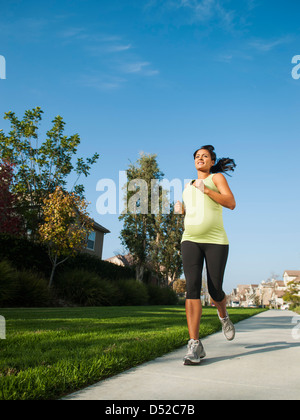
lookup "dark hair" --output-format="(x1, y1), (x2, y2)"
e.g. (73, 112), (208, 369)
(193, 145), (236, 176)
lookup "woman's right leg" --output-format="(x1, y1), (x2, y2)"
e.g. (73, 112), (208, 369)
(181, 241), (204, 340)
(185, 299), (202, 340)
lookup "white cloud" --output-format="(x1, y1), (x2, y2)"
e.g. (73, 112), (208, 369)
(215, 53), (233, 63)
(121, 61), (159, 76)
(145, 0), (257, 32)
(107, 44), (132, 52)
(249, 36), (292, 52)
(179, 0), (235, 28)
(79, 74), (127, 91)
(57, 26), (159, 90)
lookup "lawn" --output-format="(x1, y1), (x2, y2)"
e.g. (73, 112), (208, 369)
(0, 306), (266, 400)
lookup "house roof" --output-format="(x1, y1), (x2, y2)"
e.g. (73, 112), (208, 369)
(105, 254), (134, 267)
(93, 220), (110, 234)
(284, 270), (300, 277)
(274, 281), (285, 287)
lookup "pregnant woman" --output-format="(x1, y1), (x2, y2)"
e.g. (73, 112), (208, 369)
(175, 145), (236, 365)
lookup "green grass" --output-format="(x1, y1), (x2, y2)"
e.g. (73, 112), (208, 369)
(0, 306), (266, 400)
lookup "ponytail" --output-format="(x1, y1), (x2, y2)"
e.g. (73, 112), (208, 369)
(211, 157), (236, 176)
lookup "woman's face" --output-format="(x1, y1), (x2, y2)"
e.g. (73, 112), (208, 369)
(194, 149), (215, 172)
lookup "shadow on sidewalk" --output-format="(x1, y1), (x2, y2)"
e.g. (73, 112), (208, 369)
(200, 340), (300, 366)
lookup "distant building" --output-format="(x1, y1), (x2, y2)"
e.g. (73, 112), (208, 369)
(105, 253), (134, 267)
(283, 271), (300, 285)
(105, 253), (173, 286)
(229, 270), (300, 309)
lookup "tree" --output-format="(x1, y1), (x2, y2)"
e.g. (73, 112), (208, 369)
(0, 160), (24, 236)
(119, 153), (184, 285)
(149, 202), (184, 286)
(0, 107), (99, 235)
(119, 153), (164, 282)
(283, 281), (300, 306)
(38, 187), (93, 288)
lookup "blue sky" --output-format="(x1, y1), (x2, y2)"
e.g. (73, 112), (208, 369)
(1, 0), (300, 293)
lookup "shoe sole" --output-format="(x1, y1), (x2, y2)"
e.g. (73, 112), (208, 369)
(183, 359), (201, 365)
(183, 353), (206, 365)
(225, 334), (235, 341)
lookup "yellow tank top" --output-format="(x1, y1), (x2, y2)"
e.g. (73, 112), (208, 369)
(181, 174), (229, 245)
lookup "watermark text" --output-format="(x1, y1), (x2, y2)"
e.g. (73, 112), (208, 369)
(292, 315), (300, 340)
(0, 316), (6, 339)
(0, 55), (6, 80)
(292, 55), (300, 80)
(96, 171), (203, 222)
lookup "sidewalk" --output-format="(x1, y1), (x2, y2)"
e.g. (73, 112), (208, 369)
(64, 310), (300, 400)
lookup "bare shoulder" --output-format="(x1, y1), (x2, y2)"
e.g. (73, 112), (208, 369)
(212, 173), (227, 186)
(212, 173), (234, 194)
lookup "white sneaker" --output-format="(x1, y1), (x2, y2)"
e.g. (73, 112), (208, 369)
(219, 312), (235, 341)
(183, 339), (206, 365)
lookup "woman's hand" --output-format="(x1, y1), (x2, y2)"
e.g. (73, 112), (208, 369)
(175, 201), (184, 215)
(194, 179), (205, 193)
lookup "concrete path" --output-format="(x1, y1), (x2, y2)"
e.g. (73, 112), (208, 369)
(64, 310), (300, 400)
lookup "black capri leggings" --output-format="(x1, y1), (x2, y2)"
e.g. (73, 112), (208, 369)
(181, 241), (229, 302)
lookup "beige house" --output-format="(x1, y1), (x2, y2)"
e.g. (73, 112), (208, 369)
(105, 253), (134, 267)
(105, 253), (172, 285)
(283, 270), (300, 286)
(229, 271), (300, 308)
(229, 284), (259, 307)
(83, 221), (110, 260)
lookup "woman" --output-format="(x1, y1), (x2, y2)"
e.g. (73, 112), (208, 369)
(175, 145), (236, 365)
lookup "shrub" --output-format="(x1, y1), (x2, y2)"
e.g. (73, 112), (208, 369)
(0, 261), (51, 307)
(0, 260), (17, 306)
(54, 269), (121, 306)
(0, 234), (51, 276)
(13, 270), (51, 307)
(147, 284), (178, 305)
(117, 279), (149, 306)
(60, 253), (135, 281)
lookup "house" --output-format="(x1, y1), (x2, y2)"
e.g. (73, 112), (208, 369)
(105, 253), (172, 286)
(283, 271), (300, 286)
(229, 271), (300, 309)
(229, 284), (259, 307)
(83, 221), (110, 260)
(105, 253), (134, 267)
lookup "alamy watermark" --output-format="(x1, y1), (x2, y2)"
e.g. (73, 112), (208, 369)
(0, 55), (6, 80)
(292, 55), (300, 80)
(96, 171), (204, 224)
(0, 316), (6, 339)
(292, 315), (300, 340)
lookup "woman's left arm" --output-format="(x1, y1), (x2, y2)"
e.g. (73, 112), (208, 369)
(204, 173), (236, 210)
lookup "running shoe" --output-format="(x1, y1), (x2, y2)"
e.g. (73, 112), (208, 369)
(219, 312), (235, 341)
(183, 339), (206, 365)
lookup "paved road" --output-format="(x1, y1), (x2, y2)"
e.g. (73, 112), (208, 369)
(64, 310), (300, 400)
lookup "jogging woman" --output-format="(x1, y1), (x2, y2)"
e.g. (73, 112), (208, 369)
(175, 145), (236, 365)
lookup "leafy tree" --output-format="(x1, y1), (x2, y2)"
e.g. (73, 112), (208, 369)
(149, 202), (184, 286)
(38, 187), (93, 288)
(119, 153), (184, 285)
(0, 107), (99, 235)
(283, 281), (300, 306)
(0, 160), (24, 236)
(119, 153), (164, 282)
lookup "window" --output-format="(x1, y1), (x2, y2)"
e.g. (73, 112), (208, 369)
(87, 231), (96, 251)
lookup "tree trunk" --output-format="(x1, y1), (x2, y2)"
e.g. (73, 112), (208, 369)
(48, 255), (58, 289)
(136, 264), (145, 283)
(48, 254), (69, 289)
